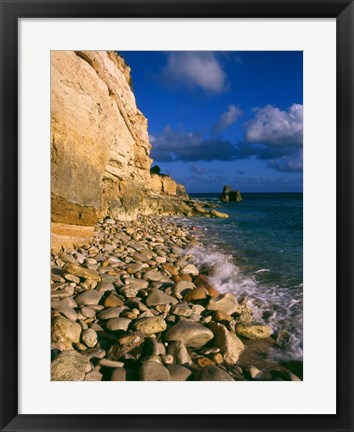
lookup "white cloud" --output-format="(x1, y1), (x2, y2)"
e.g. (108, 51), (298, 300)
(213, 104), (242, 132)
(162, 52), (227, 93)
(246, 104), (303, 145)
(149, 134), (156, 144)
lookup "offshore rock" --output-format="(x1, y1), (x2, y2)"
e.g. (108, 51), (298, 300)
(220, 185), (242, 203)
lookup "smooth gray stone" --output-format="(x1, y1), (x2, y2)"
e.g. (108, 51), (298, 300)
(140, 361), (170, 381)
(167, 364), (192, 381)
(165, 320), (214, 348)
(75, 290), (103, 306)
(196, 365), (235, 381)
(106, 317), (131, 332)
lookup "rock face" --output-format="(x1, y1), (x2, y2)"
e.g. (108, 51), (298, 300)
(220, 185), (242, 202)
(51, 51), (227, 251)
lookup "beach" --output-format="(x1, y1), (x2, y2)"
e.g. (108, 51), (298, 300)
(51, 213), (303, 381)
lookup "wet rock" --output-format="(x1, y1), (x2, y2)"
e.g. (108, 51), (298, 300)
(208, 322), (244, 364)
(206, 293), (239, 315)
(51, 351), (92, 381)
(140, 361), (170, 381)
(162, 263), (179, 276)
(134, 315), (167, 335)
(180, 264), (199, 276)
(194, 275), (220, 297)
(183, 287), (207, 301)
(236, 323), (273, 340)
(213, 310), (232, 322)
(249, 365), (262, 379)
(165, 320), (213, 348)
(173, 280), (195, 299)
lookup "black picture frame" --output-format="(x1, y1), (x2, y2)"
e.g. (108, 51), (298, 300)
(1, 1), (353, 431)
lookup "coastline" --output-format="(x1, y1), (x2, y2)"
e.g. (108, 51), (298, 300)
(51, 214), (303, 381)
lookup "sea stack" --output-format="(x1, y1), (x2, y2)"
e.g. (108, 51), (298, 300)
(220, 185), (242, 203)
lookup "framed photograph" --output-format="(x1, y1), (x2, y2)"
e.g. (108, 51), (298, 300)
(1, 1), (353, 431)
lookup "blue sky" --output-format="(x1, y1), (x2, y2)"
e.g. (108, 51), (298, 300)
(120, 51), (303, 193)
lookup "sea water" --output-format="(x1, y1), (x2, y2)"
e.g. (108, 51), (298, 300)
(176, 192), (303, 360)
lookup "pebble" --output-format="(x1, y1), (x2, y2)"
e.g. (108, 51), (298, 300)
(124, 278), (149, 290)
(206, 293), (240, 315)
(98, 307), (125, 320)
(235, 323), (273, 340)
(75, 290), (103, 306)
(133, 316), (167, 335)
(106, 317), (132, 332)
(63, 273), (81, 283)
(140, 361), (170, 381)
(165, 321), (214, 349)
(145, 289), (178, 307)
(59, 252), (78, 265)
(197, 357), (215, 368)
(143, 270), (163, 282)
(120, 286), (140, 298)
(51, 215), (297, 382)
(109, 331), (145, 360)
(96, 282), (116, 292)
(99, 358), (125, 368)
(208, 321), (244, 364)
(171, 302), (194, 317)
(249, 365), (262, 379)
(196, 365), (234, 381)
(213, 310), (232, 322)
(81, 329), (97, 347)
(85, 370), (103, 381)
(51, 351), (92, 381)
(183, 287), (207, 301)
(162, 263), (179, 276)
(167, 364), (192, 381)
(63, 263), (101, 282)
(81, 307), (96, 318)
(82, 347), (106, 361)
(126, 263), (145, 274)
(51, 301), (78, 322)
(52, 315), (82, 344)
(180, 264), (199, 276)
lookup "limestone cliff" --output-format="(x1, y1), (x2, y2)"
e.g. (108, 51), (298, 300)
(51, 51), (226, 251)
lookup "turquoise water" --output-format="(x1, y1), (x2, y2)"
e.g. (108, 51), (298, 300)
(179, 192), (303, 359)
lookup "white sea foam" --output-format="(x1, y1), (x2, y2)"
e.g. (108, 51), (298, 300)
(184, 243), (303, 360)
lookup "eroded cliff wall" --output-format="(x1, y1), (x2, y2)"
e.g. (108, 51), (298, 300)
(51, 50), (191, 251)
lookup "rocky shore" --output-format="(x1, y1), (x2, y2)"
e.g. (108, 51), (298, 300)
(51, 216), (302, 381)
